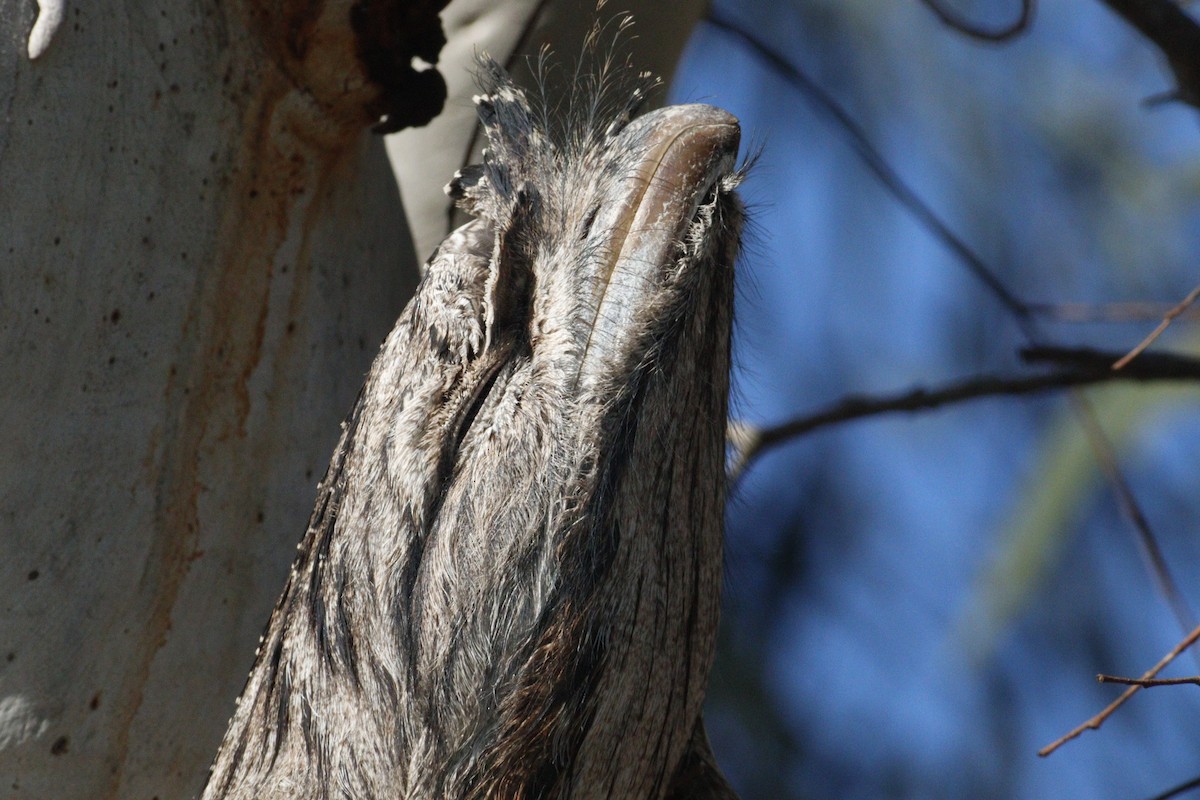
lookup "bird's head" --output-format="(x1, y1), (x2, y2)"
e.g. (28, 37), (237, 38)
(436, 56), (744, 486)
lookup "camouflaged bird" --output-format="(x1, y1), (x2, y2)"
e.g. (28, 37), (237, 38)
(202, 53), (744, 799)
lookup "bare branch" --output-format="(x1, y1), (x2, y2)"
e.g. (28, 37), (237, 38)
(1143, 773), (1200, 800)
(729, 347), (1200, 479)
(1022, 344), (1200, 373)
(917, 0), (1034, 42)
(1039, 621), (1200, 756)
(1098, 0), (1200, 109)
(1097, 674), (1200, 687)
(1113, 283), (1200, 369)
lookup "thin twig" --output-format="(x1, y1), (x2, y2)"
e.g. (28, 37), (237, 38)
(1068, 392), (1200, 670)
(1097, 674), (1200, 687)
(1113, 284), (1200, 369)
(728, 347), (1200, 479)
(1039, 621), (1200, 757)
(1019, 349), (1200, 665)
(705, 11), (1032, 321)
(1035, 347), (1200, 662)
(918, 0), (1034, 42)
(1027, 301), (1200, 323)
(1144, 772), (1200, 800)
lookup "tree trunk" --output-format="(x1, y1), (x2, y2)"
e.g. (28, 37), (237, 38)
(0, 1), (441, 796)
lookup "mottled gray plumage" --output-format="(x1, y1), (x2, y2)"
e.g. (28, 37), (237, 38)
(202, 54), (743, 799)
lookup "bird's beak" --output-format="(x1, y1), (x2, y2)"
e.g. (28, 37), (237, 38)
(579, 104), (740, 382)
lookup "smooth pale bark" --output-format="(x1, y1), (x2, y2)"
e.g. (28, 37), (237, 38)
(0, 0), (438, 796)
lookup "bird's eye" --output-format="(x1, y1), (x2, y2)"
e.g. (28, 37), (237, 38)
(580, 204), (600, 240)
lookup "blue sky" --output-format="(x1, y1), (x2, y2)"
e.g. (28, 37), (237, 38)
(669, 2), (1200, 797)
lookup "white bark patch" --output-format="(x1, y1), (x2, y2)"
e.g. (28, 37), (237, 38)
(0, 695), (50, 749)
(27, 0), (66, 60)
